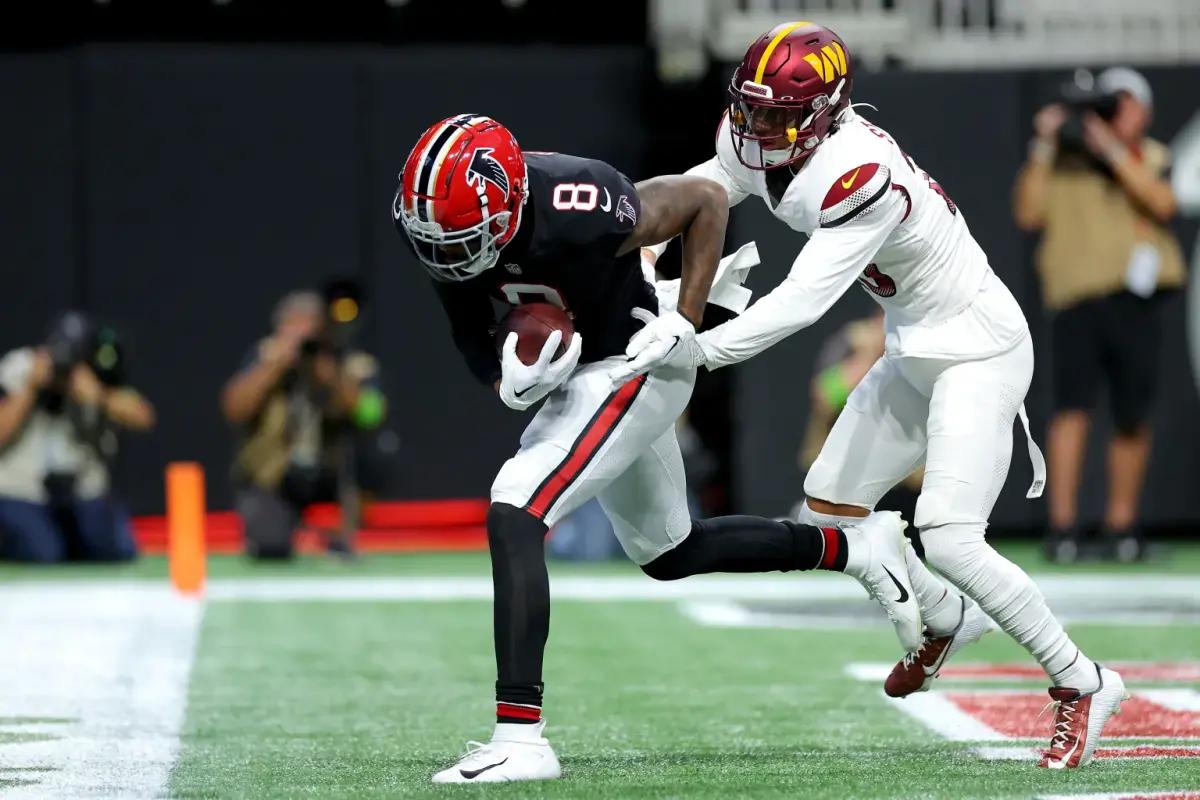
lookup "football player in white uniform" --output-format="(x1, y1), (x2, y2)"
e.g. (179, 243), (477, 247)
(617, 22), (1127, 769)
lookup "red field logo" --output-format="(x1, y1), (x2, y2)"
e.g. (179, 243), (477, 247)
(848, 662), (1200, 762)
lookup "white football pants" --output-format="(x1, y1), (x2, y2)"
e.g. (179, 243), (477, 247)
(803, 334), (1094, 687)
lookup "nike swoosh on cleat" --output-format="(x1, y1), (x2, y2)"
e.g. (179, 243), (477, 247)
(882, 565), (910, 603)
(1049, 739), (1080, 769)
(460, 757), (509, 780)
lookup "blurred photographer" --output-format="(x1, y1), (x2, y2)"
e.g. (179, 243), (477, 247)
(1013, 67), (1186, 562)
(221, 288), (387, 560)
(0, 312), (155, 563)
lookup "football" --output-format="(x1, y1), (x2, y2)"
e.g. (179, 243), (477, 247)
(496, 303), (575, 365)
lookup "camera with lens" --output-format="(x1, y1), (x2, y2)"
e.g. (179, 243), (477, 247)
(40, 311), (97, 413)
(40, 312), (127, 414)
(299, 278), (367, 365)
(322, 277), (365, 355)
(1056, 69), (1121, 170)
(299, 335), (330, 359)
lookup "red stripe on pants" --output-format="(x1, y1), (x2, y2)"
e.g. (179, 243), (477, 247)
(525, 375), (646, 520)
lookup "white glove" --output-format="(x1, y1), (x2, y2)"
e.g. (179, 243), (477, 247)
(498, 329), (582, 411)
(639, 249), (659, 285)
(608, 308), (703, 385)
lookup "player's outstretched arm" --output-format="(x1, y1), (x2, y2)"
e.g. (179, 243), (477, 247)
(698, 194), (905, 370)
(618, 175), (729, 327)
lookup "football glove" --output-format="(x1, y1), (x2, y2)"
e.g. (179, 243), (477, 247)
(609, 308), (703, 385)
(498, 329), (582, 411)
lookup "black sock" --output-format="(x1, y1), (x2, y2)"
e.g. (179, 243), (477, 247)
(641, 516), (839, 580)
(489, 503), (549, 724)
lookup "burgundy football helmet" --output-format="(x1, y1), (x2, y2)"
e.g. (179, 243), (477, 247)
(728, 21), (854, 170)
(395, 114), (528, 281)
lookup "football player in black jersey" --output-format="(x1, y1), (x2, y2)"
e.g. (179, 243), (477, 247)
(395, 114), (919, 784)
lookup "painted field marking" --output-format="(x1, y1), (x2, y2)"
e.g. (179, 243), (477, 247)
(0, 586), (202, 799)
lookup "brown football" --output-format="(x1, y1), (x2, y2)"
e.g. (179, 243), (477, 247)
(496, 303), (575, 365)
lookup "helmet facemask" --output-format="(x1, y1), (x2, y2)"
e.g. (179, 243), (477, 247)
(401, 209), (510, 282)
(728, 77), (845, 171)
(398, 173), (525, 283)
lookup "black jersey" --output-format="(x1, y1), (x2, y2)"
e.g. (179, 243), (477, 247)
(422, 153), (656, 386)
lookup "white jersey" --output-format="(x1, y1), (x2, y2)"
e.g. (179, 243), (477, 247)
(680, 110), (1029, 368)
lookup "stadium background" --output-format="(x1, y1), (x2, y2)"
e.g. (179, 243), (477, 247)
(4, 3), (1195, 537)
(3, 3), (1200, 799)
(4, 0), (1198, 534)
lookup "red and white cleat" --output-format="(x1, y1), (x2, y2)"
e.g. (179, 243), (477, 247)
(884, 597), (992, 698)
(1039, 665), (1129, 769)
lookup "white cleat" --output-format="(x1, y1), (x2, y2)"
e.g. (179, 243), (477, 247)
(842, 511), (924, 652)
(432, 721), (562, 784)
(885, 597), (993, 697)
(1040, 665), (1130, 769)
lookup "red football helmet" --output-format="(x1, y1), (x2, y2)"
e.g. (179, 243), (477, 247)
(728, 21), (854, 170)
(395, 114), (528, 281)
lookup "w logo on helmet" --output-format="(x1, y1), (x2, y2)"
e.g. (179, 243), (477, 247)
(803, 43), (848, 84)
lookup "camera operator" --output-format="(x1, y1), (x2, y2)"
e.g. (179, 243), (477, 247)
(221, 289), (387, 560)
(0, 312), (155, 563)
(1013, 67), (1186, 562)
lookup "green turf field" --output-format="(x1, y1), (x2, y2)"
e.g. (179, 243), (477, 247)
(2, 545), (1199, 799)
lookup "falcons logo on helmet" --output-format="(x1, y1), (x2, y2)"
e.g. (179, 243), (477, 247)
(465, 147), (510, 200)
(616, 194), (637, 224)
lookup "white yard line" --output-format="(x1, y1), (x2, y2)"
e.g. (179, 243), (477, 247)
(679, 599), (890, 630)
(207, 573), (1200, 602)
(883, 691), (1009, 741)
(1138, 689), (1200, 712)
(205, 574), (856, 602)
(0, 585), (202, 799)
(974, 745), (1041, 762)
(4, 573), (1196, 604)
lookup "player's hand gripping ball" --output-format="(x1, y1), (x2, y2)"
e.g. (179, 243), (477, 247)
(496, 303), (575, 365)
(496, 304), (582, 411)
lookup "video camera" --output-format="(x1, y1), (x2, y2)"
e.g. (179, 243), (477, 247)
(298, 278), (367, 361)
(45, 312), (95, 386)
(41, 312), (127, 413)
(1056, 69), (1121, 169)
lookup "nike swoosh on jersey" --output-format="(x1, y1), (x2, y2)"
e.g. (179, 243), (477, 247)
(882, 565), (910, 603)
(841, 167), (862, 189)
(459, 757), (509, 780)
(600, 187), (612, 212)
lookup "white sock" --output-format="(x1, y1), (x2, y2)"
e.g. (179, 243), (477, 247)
(920, 523), (1098, 691)
(493, 721), (547, 743)
(794, 500), (860, 530)
(903, 542), (964, 637)
(797, 501), (962, 636)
